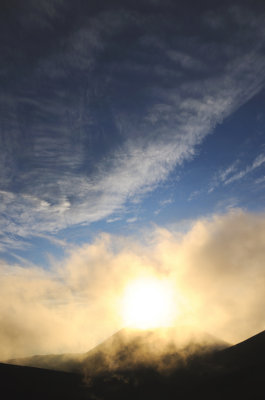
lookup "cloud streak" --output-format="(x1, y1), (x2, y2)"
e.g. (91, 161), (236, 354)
(224, 154), (265, 184)
(208, 153), (265, 193)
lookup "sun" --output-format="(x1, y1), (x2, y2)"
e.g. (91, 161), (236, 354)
(121, 277), (175, 329)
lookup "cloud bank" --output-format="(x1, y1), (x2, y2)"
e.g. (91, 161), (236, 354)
(0, 210), (264, 360)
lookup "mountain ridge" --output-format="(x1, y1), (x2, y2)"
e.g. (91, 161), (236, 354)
(1, 329), (264, 399)
(5, 326), (229, 373)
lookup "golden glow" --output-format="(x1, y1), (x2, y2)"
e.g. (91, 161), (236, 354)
(122, 277), (175, 329)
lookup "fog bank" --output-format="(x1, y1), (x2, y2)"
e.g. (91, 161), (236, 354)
(0, 210), (264, 360)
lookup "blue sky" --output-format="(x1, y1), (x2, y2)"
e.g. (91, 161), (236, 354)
(1, 0), (265, 267)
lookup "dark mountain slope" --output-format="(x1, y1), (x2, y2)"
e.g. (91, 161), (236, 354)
(0, 362), (86, 400)
(86, 330), (265, 400)
(210, 329), (265, 369)
(6, 351), (86, 373)
(6, 326), (228, 374)
(82, 327), (228, 376)
(2, 330), (264, 400)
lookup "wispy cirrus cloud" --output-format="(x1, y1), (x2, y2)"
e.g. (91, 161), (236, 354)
(208, 161), (240, 193)
(224, 154), (265, 185)
(1, 1), (265, 251)
(255, 175), (265, 184)
(208, 153), (265, 195)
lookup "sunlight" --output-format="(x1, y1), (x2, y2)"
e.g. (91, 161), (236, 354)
(122, 277), (176, 329)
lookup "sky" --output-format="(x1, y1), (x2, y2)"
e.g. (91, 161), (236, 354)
(0, 0), (265, 358)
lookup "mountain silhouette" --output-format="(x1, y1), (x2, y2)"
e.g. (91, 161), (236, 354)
(82, 327), (228, 376)
(2, 329), (264, 399)
(6, 326), (227, 373)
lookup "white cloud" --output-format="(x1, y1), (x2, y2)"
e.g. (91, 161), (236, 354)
(106, 217), (122, 224)
(126, 217), (138, 223)
(255, 175), (265, 184)
(207, 153), (265, 195)
(219, 163), (239, 183)
(166, 50), (205, 71)
(188, 190), (201, 202)
(155, 197), (173, 214)
(0, 211), (264, 359)
(208, 161), (239, 193)
(224, 154), (265, 185)
(159, 198), (173, 207)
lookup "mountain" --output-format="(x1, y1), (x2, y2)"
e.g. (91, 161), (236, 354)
(82, 326), (228, 376)
(0, 362), (85, 400)
(3, 329), (264, 399)
(6, 326), (228, 374)
(6, 351), (86, 373)
(83, 330), (265, 400)
(209, 329), (265, 369)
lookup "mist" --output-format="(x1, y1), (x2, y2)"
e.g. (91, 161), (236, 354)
(0, 210), (264, 361)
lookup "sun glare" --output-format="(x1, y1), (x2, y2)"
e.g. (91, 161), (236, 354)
(122, 277), (175, 329)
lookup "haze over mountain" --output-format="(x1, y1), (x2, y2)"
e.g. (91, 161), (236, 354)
(2, 329), (265, 399)
(1, 211), (265, 362)
(6, 326), (228, 373)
